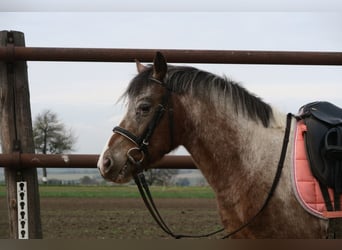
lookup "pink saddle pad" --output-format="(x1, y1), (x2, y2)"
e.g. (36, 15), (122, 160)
(293, 120), (342, 219)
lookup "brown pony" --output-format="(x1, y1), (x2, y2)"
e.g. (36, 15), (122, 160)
(97, 52), (327, 238)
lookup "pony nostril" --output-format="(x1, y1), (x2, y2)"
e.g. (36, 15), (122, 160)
(103, 157), (111, 167)
(103, 157), (112, 171)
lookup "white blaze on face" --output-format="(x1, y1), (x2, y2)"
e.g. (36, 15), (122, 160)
(97, 135), (112, 172)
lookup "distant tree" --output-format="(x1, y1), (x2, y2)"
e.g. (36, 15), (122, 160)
(80, 176), (97, 185)
(33, 110), (77, 183)
(145, 169), (178, 186)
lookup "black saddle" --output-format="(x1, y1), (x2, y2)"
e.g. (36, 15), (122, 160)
(300, 101), (342, 194)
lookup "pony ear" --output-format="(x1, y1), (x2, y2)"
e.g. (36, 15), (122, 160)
(135, 59), (148, 73)
(152, 52), (167, 81)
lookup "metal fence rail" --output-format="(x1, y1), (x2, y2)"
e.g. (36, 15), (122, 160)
(0, 153), (196, 169)
(1, 46), (342, 65)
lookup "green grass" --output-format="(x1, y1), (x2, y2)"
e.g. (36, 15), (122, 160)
(0, 185), (215, 199)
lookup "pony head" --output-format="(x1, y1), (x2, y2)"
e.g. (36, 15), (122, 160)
(97, 52), (177, 183)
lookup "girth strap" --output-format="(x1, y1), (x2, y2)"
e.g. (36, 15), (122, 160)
(323, 126), (342, 194)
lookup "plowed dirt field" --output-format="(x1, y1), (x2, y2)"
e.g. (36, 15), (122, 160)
(0, 197), (224, 239)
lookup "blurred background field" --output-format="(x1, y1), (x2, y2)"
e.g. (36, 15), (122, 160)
(0, 185), (222, 239)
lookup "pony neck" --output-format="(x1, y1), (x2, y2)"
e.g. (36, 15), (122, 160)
(178, 95), (287, 196)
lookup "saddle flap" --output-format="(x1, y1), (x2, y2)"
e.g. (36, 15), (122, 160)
(304, 117), (331, 185)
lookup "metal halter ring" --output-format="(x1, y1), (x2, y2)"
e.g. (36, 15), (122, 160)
(127, 147), (145, 164)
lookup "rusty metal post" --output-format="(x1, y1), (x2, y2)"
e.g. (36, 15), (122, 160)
(0, 31), (42, 239)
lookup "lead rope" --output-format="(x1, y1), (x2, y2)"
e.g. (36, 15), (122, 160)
(134, 171), (178, 238)
(133, 168), (225, 239)
(133, 113), (293, 239)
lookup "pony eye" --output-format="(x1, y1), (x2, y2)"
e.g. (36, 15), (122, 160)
(138, 103), (151, 114)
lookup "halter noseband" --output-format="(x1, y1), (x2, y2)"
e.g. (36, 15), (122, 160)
(112, 77), (173, 168)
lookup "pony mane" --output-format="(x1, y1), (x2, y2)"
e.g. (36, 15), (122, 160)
(125, 65), (273, 127)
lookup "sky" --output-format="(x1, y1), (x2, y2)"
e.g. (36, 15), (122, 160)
(0, 4), (342, 155)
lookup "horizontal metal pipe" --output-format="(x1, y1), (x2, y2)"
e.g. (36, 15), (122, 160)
(0, 153), (196, 169)
(0, 46), (342, 65)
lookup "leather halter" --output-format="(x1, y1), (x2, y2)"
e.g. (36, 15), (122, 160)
(113, 77), (173, 169)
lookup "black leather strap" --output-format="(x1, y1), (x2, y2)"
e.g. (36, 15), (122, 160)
(133, 170), (225, 239)
(113, 126), (141, 146)
(222, 113), (293, 238)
